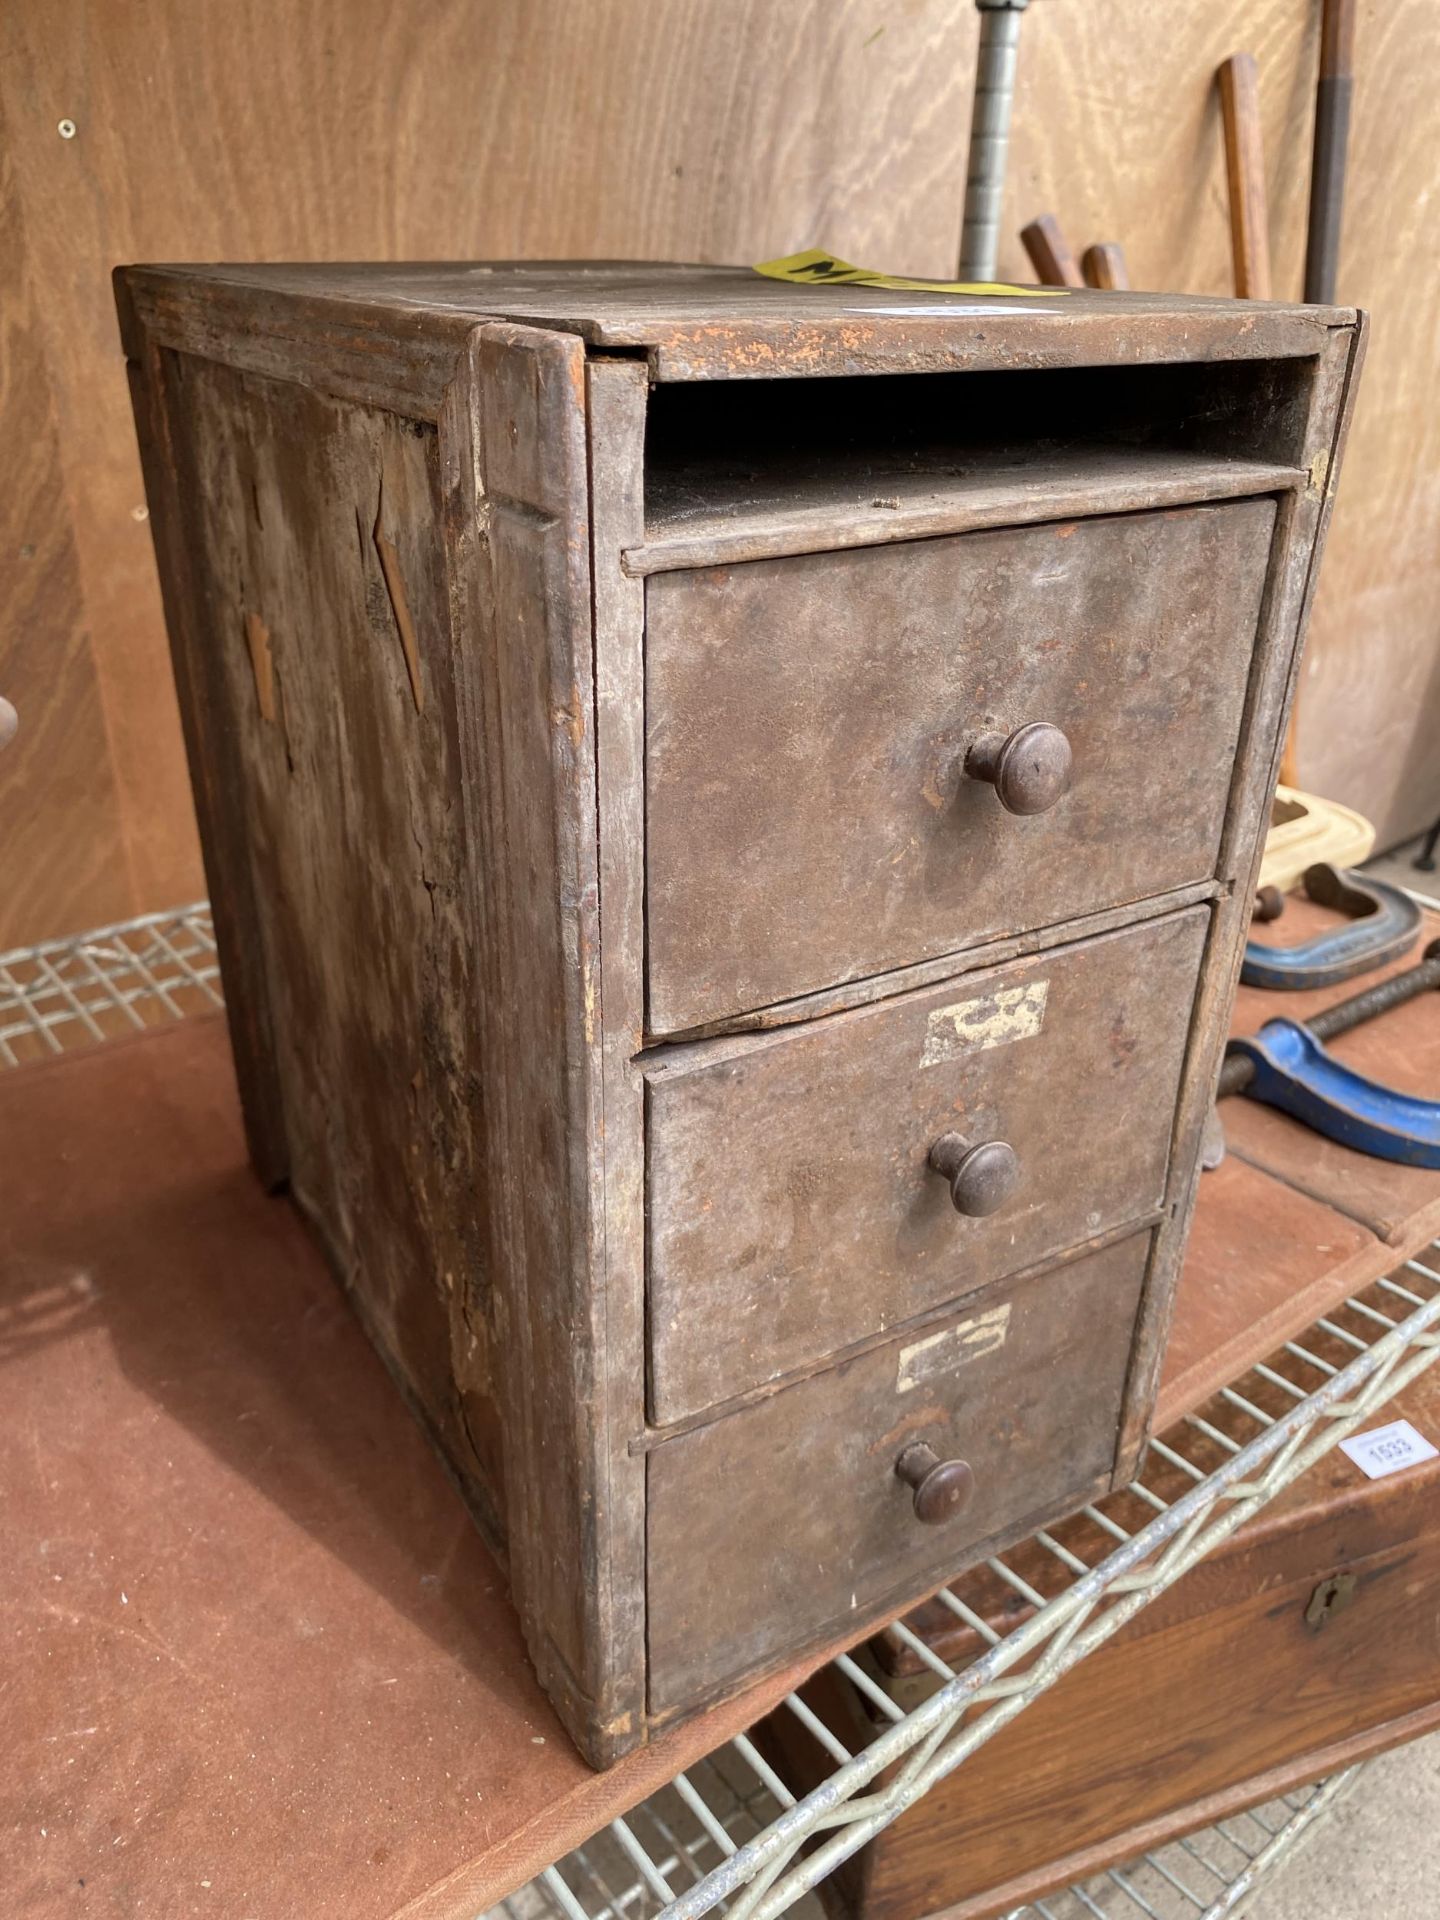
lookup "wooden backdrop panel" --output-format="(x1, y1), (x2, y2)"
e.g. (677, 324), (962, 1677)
(0, 0), (1434, 944)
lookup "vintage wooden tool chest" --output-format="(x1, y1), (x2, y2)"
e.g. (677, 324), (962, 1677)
(116, 263), (1363, 1766)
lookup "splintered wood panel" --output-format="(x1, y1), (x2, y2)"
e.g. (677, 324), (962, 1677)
(646, 1232), (1148, 1716)
(646, 501), (1274, 1032)
(646, 909), (1207, 1424)
(159, 355), (505, 1531)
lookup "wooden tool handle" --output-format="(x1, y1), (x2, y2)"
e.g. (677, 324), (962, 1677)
(1305, 0), (1357, 305)
(1218, 53), (1272, 300)
(1020, 213), (1085, 288)
(1320, 0), (1357, 79)
(1081, 243), (1130, 290)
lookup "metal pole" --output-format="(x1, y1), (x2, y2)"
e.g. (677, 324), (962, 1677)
(958, 0), (1031, 282)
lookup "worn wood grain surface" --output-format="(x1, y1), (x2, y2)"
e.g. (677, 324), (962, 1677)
(645, 912), (1205, 1424)
(646, 503), (1274, 1031)
(0, 105), (132, 942)
(458, 322), (643, 1764)
(149, 353), (502, 1515)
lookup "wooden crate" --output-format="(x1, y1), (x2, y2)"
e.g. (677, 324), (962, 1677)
(117, 263), (1362, 1764)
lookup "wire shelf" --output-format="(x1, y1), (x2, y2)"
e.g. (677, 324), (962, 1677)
(2, 908), (1428, 1920)
(0, 903), (220, 1067)
(494, 1768), (1362, 1920)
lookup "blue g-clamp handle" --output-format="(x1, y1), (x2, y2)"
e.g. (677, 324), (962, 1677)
(1242, 864), (1422, 990)
(1228, 1020), (1440, 1167)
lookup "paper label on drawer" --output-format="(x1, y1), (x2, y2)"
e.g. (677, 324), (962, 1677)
(897, 1304), (1011, 1393)
(1338, 1419), (1438, 1480)
(920, 982), (1048, 1067)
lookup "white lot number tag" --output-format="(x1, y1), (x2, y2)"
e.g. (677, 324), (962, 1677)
(1338, 1419), (1439, 1480)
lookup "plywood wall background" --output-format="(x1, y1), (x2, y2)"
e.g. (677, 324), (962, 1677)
(2, 0), (1436, 946)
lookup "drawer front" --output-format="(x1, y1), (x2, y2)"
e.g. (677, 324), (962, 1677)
(646, 1232), (1147, 1714)
(646, 499), (1273, 1033)
(646, 906), (1205, 1425)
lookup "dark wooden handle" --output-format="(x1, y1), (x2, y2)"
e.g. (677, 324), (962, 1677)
(1081, 243), (1130, 290)
(895, 1443), (976, 1526)
(928, 1132), (1020, 1217)
(965, 722), (1072, 816)
(0, 698), (17, 751)
(1019, 213), (1085, 289)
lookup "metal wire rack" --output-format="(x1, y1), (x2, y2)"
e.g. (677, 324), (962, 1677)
(5, 907), (1434, 1920)
(497, 1768), (1361, 1920)
(0, 903), (220, 1067)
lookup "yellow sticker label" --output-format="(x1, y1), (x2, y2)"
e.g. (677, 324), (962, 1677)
(754, 248), (1055, 298)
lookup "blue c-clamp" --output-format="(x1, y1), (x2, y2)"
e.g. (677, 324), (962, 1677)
(1241, 863), (1422, 989)
(1220, 936), (1440, 1167)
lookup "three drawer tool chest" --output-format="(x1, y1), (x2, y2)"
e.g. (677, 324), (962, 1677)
(116, 262), (1364, 1767)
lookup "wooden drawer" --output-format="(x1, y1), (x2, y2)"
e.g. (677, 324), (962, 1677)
(646, 1231), (1148, 1716)
(646, 906), (1206, 1425)
(645, 499), (1275, 1033)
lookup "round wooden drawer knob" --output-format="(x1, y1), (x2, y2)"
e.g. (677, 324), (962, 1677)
(965, 721), (1072, 815)
(928, 1131), (1020, 1217)
(896, 1443), (976, 1525)
(0, 698), (17, 751)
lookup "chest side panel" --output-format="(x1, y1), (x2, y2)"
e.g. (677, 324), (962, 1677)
(161, 353), (505, 1528)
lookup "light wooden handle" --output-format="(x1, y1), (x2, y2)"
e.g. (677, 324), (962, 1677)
(0, 698), (17, 751)
(1081, 243), (1130, 290)
(1218, 53), (1272, 300)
